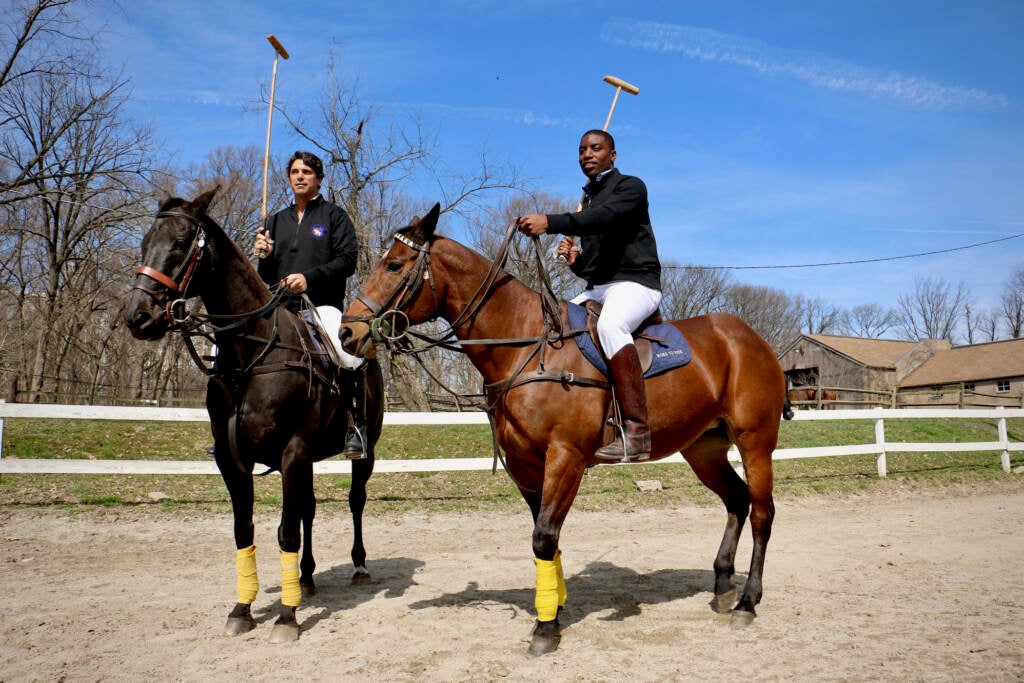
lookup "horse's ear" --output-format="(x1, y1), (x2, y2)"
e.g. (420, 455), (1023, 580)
(412, 202), (441, 241)
(191, 185), (221, 215)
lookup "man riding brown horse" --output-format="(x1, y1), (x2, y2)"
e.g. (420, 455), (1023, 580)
(517, 130), (662, 462)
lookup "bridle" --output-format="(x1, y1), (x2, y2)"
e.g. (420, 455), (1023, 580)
(346, 229), (438, 345)
(348, 222), (570, 354)
(131, 210), (208, 326)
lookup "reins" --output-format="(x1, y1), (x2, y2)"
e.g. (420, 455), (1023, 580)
(131, 210), (337, 390)
(356, 222), (602, 488)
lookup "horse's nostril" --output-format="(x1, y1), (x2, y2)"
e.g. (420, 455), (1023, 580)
(126, 309), (152, 331)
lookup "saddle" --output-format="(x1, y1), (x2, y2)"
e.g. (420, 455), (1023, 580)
(566, 301), (691, 378)
(272, 306), (346, 396)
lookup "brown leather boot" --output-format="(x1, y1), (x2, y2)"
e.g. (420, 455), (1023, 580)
(594, 344), (651, 463)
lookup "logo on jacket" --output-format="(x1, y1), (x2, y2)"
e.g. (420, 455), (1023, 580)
(311, 224), (326, 239)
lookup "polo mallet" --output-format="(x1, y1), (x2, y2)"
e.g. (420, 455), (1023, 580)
(256, 34), (289, 259)
(557, 74), (640, 262)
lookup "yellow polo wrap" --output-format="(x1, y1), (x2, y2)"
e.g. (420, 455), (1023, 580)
(280, 550), (302, 607)
(235, 545), (259, 605)
(534, 557), (559, 622)
(554, 549), (567, 607)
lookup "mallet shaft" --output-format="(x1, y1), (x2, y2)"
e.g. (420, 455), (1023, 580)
(258, 35), (289, 258)
(562, 74), (641, 256)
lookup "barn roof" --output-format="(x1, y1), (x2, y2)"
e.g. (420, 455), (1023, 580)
(804, 334), (919, 368)
(899, 337), (1024, 387)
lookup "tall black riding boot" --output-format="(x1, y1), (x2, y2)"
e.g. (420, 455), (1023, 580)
(342, 365), (368, 460)
(594, 344), (651, 463)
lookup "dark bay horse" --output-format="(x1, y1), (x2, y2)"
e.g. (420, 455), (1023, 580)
(341, 204), (791, 656)
(124, 188), (383, 643)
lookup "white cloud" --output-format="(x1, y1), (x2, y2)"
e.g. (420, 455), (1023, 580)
(602, 18), (1010, 111)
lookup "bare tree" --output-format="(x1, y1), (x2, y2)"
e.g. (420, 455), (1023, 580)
(0, 0), (158, 403)
(0, 0), (112, 205)
(659, 264), (731, 320)
(794, 294), (842, 334)
(1001, 266), (1024, 338)
(838, 303), (898, 338)
(896, 276), (970, 342)
(968, 307), (1002, 343)
(185, 145), (271, 244)
(962, 302), (1002, 344)
(718, 283), (802, 352)
(275, 53), (528, 410)
(465, 192), (577, 297)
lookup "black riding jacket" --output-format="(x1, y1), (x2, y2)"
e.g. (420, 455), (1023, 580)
(546, 168), (661, 292)
(257, 195), (358, 312)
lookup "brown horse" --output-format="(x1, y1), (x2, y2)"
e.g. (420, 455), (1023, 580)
(787, 387), (838, 408)
(341, 204), (791, 655)
(124, 189), (384, 643)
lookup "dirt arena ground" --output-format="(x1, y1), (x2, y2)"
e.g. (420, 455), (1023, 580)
(1, 484), (1022, 682)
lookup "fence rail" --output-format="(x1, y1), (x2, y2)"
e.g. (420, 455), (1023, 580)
(0, 403), (1021, 477)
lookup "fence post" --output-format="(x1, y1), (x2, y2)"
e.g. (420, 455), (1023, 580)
(874, 407), (887, 477)
(996, 406), (1010, 473)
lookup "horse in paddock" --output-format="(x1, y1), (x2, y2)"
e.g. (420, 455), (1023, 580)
(340, 204), (792, 656)
(787, 387), (838, 409)
(124, 188), (384, 643)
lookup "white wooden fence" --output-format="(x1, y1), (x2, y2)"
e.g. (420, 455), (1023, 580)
(0, 403), (1020, 477)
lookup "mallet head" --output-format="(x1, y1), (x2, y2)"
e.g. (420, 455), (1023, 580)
(267, 34), (289, 60)
(603, 75), (639, 95)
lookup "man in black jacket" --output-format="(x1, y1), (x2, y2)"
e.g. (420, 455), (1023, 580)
(255, 151), (369, 459)
(517, 130), (663, 462)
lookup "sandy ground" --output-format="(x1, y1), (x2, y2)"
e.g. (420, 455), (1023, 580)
(1, 486), (1022, 682)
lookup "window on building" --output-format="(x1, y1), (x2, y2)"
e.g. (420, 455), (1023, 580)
(997, 380), (1010, 393)
(964, 382), (976, 391)
(930, 386), (944, 399)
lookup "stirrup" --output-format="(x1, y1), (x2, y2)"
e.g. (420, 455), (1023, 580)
(593, 425), (650, 464)
(342, 426), (367, 460)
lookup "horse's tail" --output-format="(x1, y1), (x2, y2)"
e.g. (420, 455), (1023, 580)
(782, 396), (795, 421)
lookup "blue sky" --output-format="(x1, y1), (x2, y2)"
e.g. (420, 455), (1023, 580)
(87, 0), (1023, 330)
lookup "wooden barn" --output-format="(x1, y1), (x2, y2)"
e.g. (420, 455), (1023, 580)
(777, 334), (1024, 408)
(897, 337), (1024, 407)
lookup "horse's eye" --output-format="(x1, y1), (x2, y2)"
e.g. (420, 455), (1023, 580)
(385, 261), (403, 273)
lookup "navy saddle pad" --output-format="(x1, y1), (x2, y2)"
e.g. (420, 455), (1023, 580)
(566, 302), (691, 378)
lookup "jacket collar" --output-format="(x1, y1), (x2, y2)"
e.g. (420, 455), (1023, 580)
(583, 167), (618, 194)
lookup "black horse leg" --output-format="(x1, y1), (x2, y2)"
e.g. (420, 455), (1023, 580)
(349, 456), (374, 585)
(218, 458), (257, 636)
(269, 449), (311, 643)
(682, 438), (750, 614)
(300, 472), (317, 596)
(732, 445), (775, 625)
(348, 357), (381, 585)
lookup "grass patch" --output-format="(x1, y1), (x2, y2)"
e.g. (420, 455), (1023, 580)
(0, 416), (1020, 512)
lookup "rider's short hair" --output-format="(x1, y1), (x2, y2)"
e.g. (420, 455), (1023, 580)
(288, 151), (325, 179)
(581, 129), (615, 150)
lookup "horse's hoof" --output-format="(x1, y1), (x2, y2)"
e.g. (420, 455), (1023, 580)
(224, 615), (256, 636)
(352, 566), (372, 586)
(527, 620), (561, 656)
(527, 633), (561, 656)
(711, 589), (737, 614)
(269, 622), (300, 643)
(730, 608), (756, 628)
(301, 581), (316, 597)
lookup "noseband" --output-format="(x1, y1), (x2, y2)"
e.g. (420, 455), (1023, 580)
(348, 230), (436, 343)
(132, 211), (208, 324)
